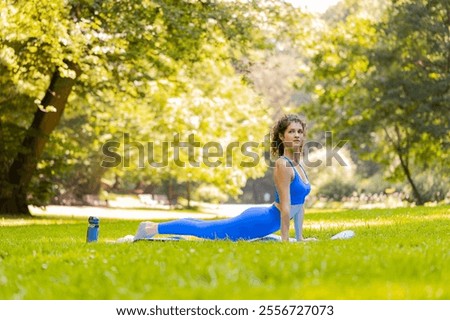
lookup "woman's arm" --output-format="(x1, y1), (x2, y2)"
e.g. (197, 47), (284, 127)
(274, 158), (293, 242)
(293, 205), (305, 242)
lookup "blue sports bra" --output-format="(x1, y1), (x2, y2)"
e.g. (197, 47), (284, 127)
(274, 156), (311, 205)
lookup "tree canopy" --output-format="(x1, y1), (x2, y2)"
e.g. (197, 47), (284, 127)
(304, 0), (449, 204)
(0, 0), (448, 215)
(0, 0), (309, 214)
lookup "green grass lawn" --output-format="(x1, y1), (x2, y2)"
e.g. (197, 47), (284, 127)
(0, 205), (449, 300)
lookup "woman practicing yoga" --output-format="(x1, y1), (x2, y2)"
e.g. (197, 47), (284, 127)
(133, 114), (311, 242)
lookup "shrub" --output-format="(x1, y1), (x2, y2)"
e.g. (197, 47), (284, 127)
(193, 184), (229, 204)
(317, 179), (357, 201)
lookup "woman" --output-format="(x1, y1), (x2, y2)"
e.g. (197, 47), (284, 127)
(133, 114), (311, 242)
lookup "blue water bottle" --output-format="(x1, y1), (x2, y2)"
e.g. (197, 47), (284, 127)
(86, 216), (100, 243)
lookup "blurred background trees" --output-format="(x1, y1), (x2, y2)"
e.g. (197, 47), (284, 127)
(0, 0), (448, 215)
(303, 0), (449, 205)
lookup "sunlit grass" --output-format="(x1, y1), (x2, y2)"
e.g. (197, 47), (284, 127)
(0, 205), (448, 299)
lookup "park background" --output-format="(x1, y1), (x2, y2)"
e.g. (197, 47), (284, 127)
(0, 0), (449, 301)
(0, 0), (448, 213)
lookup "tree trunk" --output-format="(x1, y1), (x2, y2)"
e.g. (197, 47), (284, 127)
(186, 177), (192, 209)
(397, 152), (424, 205)
(167, 179), (174, 207)
(252, 179), (258, 203)
(383, 125), (425, 205)
(0, 60), (80, 215)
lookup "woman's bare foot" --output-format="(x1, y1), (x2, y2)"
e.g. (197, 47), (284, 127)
(134, 221), (159, 241)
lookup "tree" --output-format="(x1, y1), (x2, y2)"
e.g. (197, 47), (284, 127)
(365, 0), (450, 204)
(1, 1), (84, 213)
(0, 0), (258, 215)
(1, 0), (304, 215)
(304, 0), (449, 204)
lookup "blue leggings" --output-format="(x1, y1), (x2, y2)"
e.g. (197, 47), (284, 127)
(158, 205), (281, 241)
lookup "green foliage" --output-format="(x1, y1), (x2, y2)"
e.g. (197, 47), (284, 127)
(0, 205), (448, 299)
(304, 0), (449, 204)
(192, 184), (229, 204)
(317, 180), (356, 201)
(2, 0), (447, 210)
(1, 0), (306, 209)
